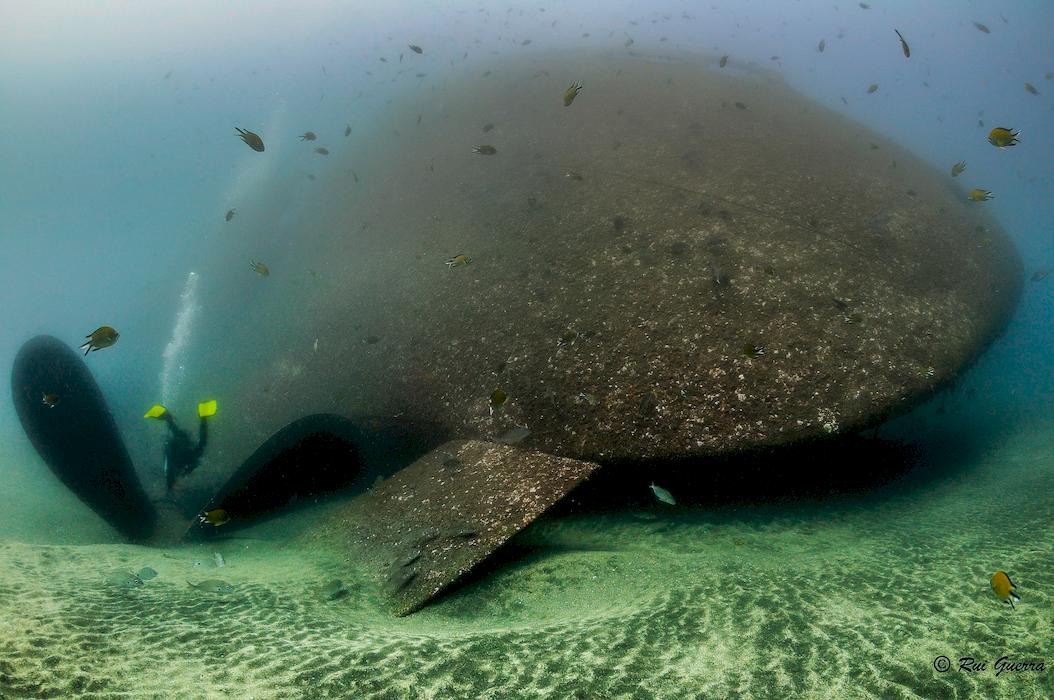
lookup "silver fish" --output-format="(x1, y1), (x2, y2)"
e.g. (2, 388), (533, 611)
(649, 482), (676, 505)
(496, 425), (531, 445)
(188, 579), (234, 594)
(106, 570), (145, 588)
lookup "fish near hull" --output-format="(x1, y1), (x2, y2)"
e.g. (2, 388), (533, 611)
(11, 335), (157, 541)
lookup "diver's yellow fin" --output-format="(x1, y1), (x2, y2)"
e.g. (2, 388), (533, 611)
(143, 404), (167, 419)
(197, 399), (218, 418)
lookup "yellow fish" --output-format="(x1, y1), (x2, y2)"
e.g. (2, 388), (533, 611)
(198, 508), (230, 527)
(489, 388), (508, 415)
(991, 571), (1020, 609)
(968, 189), (993, 202)
(988, 127), (1019, 148)
(446, 254), (472, 269)
(563, 81), (583, 106)
(250, 259), (270, 276)
(80, 326), (119, 355)
(950, 161), (966, 177)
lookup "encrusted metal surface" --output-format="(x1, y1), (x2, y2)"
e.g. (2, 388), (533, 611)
(314, 440), (598, 615)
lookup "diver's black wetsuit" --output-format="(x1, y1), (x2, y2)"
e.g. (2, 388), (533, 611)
(160, 413), (208, 490)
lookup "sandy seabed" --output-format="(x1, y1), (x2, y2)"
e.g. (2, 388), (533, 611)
(1, 420), (1052, 700)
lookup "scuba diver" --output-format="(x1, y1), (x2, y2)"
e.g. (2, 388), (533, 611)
(11, 334), (399, 544)
(144, 400), (218, 490)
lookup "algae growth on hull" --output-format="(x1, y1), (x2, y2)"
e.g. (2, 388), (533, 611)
(195, 49), (1019, 476)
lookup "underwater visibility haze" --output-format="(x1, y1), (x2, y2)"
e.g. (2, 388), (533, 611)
(1, 1), (1053, 698)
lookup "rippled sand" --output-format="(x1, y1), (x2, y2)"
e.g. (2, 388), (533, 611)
(1, 422), (1052, 699)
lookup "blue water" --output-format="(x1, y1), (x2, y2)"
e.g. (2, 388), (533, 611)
(0, 2), (1052, 694)
(3, 1), (1051, 442)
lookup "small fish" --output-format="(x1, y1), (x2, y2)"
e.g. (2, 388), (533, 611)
(1024, 82), (1039, 95)
(80, 326), (119, 356)
(41, 393), (60, 408)
(973, 22), (990, 34)
(521, 39), (532, 46)
(950, 161), (967, 177)
(323, 579), (349, 600)
(299, 131), (317, 141)
(817, 38), (826, 53)
(106, 570), (144, 589)
(563, 81), (583, 106)
(408, 44), (423, 54)
(565, 171), (584, 181)
(719, 55), (728, 68)
(734, 101), (747, 110)
(187, 579), (234, 595)
(482, 123), (495, 132)
(743, 344), (765, 358)
(314, 147), (329, 155)
(472, 145), (497, 155)
(1030, 268), (1051, 282)
(649, 482), (676, 505)
(313, 337), (319, 352)
(225, 208), (237, 222)
(710, 260), (729, 287)
(250, 260), (270, 276)
(867, 84), (879, 94)
(495, 425), (531, 445)
(137, 566), (158, 581)
(213, 552), (225, 568)
(446, 254), (472, 268)
(344, 124), (352, 137)
(991, 571), (1020, 609)
(489, 388), (508, 415)
(894, 29), (910, 58)
(859, 2), (870, 8)
(235, 127), (265, 152)
(198, 508), (230, 526)
(988, 127), (1019, 148)
(968, 189), (993, 202)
